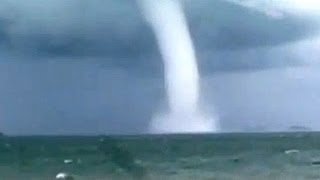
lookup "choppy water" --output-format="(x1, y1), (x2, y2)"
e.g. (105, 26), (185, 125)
(1, 132), (320, 179)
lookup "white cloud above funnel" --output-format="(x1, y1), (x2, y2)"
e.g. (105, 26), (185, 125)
(280, 0), (320, 14)
(226, 0), (320, 18)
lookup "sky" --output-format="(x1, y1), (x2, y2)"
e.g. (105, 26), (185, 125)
(0, 0), (320, 135)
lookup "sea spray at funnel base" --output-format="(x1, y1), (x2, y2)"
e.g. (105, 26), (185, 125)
(139, 0), (218, 133)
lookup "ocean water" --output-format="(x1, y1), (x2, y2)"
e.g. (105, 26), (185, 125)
(1, 132), (320, 179)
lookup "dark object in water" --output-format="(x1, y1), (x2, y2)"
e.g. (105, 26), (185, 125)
(312, 160), (320, 165)
(231, 158), (240, 163)
(98, 136), (146, 177)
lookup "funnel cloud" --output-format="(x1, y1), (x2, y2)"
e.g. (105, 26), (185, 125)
(139, 0), (218, 133)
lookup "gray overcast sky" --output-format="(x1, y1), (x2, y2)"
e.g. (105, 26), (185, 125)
(0, 0), (320, 135)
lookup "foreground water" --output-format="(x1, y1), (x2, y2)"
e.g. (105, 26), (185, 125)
(1, 132), (320, 179)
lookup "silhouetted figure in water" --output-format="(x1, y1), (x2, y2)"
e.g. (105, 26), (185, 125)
(17, 144), (29, 167)
(98, 136), (146, 178)
(0, 132), (9, 152)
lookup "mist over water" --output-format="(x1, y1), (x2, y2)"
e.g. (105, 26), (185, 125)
(139, 0), (218, 133)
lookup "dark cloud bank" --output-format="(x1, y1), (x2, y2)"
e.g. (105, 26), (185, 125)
(0, 0), (320, 134)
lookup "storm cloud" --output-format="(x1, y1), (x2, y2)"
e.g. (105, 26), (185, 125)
(0, 0), (318, 71)
(0, 0), (320, 134)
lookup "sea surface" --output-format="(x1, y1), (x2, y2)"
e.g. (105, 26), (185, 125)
(1, 132), (320, 179)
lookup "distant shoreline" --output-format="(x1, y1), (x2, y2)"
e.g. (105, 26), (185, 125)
(1, 130), (320, 139)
